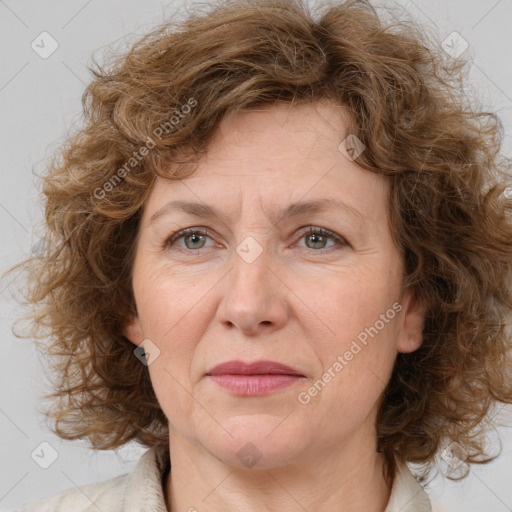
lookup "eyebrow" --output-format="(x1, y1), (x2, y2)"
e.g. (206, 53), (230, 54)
(149, 198), (364, 226)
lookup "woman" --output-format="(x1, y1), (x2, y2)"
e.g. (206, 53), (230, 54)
(9, 0), (512, 510)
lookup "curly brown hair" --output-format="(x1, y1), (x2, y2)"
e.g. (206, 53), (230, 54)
(6, 0), (512, 485)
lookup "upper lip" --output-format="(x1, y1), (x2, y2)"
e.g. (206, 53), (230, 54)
(207, 360), (304, 376)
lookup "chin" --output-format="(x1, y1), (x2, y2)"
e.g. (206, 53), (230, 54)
(199, 414), (309, 470)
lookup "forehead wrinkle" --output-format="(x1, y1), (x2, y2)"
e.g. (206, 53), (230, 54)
(261, 198), (365, 228)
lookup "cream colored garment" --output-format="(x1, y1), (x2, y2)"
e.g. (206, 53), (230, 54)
(17, 444), (431, 511)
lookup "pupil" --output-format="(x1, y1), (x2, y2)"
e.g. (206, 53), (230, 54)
(187, 234), (204, 249)
(308, 234), (325, 249)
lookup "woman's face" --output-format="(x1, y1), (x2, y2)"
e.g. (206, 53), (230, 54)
(124, 102), (425, 469)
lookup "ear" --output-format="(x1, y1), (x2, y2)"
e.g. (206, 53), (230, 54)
(123, 315), (144, 347)
(396, 287), (428, 354)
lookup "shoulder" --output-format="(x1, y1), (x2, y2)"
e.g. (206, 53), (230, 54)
(385, 462), (432, 512)
(15, 443), (170, 512)
(16, 473), (128, 512)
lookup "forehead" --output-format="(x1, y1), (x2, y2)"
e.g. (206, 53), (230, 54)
(144, 102), (388, 225)
(203, 101), (352, 168)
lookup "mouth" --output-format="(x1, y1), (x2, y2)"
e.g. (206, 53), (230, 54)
(206, 360), (305, 396)
(206, 359), (304, 377)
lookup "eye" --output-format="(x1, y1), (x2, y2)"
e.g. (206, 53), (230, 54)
(294, 227), (347, 252)
(163, 226), (348, 254)
(164, 227), (215, 251)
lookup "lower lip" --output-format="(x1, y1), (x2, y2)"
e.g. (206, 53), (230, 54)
(208, 374), (303, 395)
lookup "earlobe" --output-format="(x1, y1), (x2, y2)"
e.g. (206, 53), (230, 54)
(396, 288), (428, 354)
(400, 333), (423, 353)
(123, 315), (144, 346)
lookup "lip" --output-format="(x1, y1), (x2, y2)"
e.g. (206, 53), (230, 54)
(206, 360), (304, 376)
(206, 360), (305, 396)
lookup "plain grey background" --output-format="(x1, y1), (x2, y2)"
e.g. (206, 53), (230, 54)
(1, 1), (511, 511)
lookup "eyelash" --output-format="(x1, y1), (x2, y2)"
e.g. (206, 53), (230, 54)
(163, 226), (347, 254)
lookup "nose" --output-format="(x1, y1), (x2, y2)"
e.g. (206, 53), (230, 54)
(216, 242), (289, 335)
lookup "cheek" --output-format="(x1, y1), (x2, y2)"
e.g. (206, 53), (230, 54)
(132, 267), (207, 394)
(306, 272), (400, 401)
(312, 267), (399, 344)
(134, 259), (204, 336)
(140, 274), (208, 423)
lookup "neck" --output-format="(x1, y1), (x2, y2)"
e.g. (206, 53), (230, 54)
(164, 430), (392, 512)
